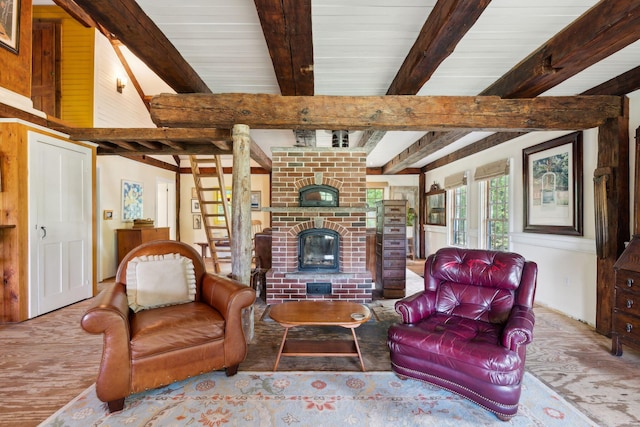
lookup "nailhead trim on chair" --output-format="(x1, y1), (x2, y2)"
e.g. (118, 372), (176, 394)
(391, 361), (517, 419)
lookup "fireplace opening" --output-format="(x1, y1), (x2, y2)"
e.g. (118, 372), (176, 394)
(299, 185), (338, 207)
(298, 228), (339, 272)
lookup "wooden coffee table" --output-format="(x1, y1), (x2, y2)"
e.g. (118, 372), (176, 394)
(269, 300), (371, 371)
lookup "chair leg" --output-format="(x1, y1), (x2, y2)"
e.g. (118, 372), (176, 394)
(496, 413), (514, 422)
(225, 364), (239, 376)
(107, 398), (125, 413)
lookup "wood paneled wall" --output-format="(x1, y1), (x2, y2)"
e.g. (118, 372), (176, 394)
(0, 0), (32, 97)
(33, 6), (94, 127)
(0, 123), (30, 323)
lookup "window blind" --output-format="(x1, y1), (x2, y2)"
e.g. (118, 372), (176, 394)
(474, 158), (509, 181)
(444, 171), (467, 189)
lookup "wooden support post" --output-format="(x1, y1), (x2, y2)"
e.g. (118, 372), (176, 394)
(231, 124), (254, 341)
(595, 98), (630, 335)
(231, 124), (252, 284)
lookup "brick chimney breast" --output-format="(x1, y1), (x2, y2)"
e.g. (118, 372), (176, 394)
(266, 147), (373, 304)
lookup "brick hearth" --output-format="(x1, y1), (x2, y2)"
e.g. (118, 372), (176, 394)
(266, 147), (373, 304)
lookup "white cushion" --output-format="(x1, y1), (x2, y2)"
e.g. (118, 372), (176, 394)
(126, 253), (196, 312)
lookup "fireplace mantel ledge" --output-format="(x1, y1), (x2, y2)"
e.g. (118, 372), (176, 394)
(264, 207), (372, 213)
(284, 272), (359, 280)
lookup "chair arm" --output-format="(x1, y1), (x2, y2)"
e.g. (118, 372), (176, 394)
(201, 274), (257, 364)
(80, 283), (132, 403)
(394, 290), (436, 324)
(501, 305), (535, 351)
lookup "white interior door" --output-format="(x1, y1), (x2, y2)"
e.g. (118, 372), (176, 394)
(28, 132), (93, 318)
(156, 178), (176, 239)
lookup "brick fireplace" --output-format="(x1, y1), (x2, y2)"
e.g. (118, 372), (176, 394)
(266, 147), (373, 304)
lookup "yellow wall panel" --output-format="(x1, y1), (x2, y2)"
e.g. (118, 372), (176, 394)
(33, 6), (94, 127)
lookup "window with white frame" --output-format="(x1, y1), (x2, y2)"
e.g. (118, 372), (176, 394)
(475, 159), (510, 251)
(366, 188), (384, 228)
(445, 171), (467, 247)
(485, 174), (509, 251)
(451, 185), (468, 246)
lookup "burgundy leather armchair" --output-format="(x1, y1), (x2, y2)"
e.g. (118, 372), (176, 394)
(387, 247), (537, 420)
(81, 240), (256, 412)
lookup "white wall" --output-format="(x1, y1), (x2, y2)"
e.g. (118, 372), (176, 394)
(96, 157), (176, 280)
(423, 94), (640, 326)
(92, 32), (158, 128)
(91, 30), (176, 280)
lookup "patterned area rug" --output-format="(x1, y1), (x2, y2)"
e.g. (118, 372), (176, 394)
(40, 371), (597, 426)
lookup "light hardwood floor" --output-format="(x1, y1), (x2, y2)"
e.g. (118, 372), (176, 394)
(1, 260), (639, 427)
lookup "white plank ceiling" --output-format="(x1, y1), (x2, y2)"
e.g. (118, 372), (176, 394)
(87, 1), (640, 167)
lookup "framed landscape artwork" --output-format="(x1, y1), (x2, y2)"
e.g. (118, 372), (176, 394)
(0, 0), (20, 54)
(523, 132), (583, 236)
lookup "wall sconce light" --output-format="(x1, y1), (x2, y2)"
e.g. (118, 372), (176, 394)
(116, 77), (127, 93)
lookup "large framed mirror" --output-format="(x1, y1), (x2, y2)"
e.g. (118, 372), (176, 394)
(425, 183), (446, 226)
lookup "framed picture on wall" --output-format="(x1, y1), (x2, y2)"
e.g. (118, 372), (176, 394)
(191, 199), (201, 213)
(523, 132), (583, 236)
(193, 214), (202, 229)
(250, 191), (261, 210)
(0, 0), (20, 54)
(121, 180), (143, 221)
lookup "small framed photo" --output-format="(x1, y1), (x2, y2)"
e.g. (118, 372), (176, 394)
(250, 191), (261, 211)
(193, 214), (202, 229)
(191, 187), (198, 198)
(103, 210), (113, 220)
(191, 199), (201, 213)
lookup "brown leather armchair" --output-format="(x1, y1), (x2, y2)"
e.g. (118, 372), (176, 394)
(81, 240), (256, 412)
(388, 247), (537, 420)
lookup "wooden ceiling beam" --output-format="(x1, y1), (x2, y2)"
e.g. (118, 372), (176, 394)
(383, 130), (469, 175)
(150, 93), (623, 132)
(99, 144), (229, 156)
(132, 140), (164, 150)
(582, 65), (640, 96)
(156, 140), (185, 151)
(482, 1), (640, 98)
(254, 0), (315, 147)
(383, 0), (640, 174)
(250, 137), (273, 171)
(388, 0), (491, 96)
(63, 127), (232, 143)
(52, 0), (98, 28)
(120, 155), (179, 172)
(419, 63), (640, 173)
(254, 0), (314, 96)
(355, 0), (491, 150)
(422, 132), (528, 172)
(72, 0), (210, 94)
(109, 140), (139, 151)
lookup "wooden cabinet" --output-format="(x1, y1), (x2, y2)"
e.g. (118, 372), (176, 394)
(375, 200), (406, 298)
(366, 228), (376, 282)
(612, 235), (640, 356)
(116, 227), (170, 265)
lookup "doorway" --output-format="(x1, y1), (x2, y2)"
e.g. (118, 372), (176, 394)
(28, 132), (92, 318)
(31, 19), (61, 117)
(156, 178), (176, 240)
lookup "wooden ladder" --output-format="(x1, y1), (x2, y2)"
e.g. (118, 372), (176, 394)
(190, 155), (232, 273)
